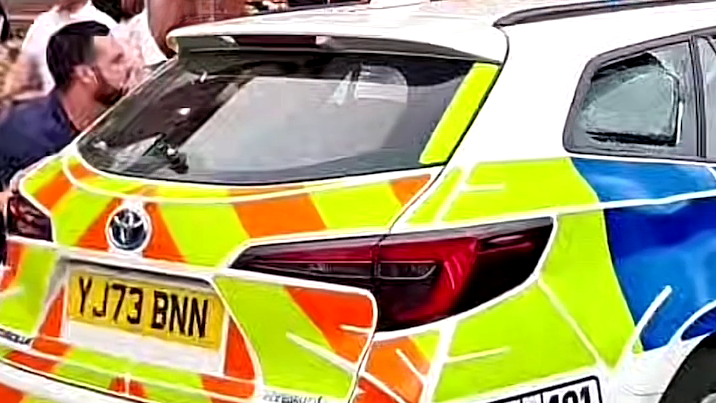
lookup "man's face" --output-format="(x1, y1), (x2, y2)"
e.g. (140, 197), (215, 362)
(90, 36), (130, 106)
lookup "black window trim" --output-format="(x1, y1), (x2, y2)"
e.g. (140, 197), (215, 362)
(690, 35), (707, 158)
(563, 25), (716, 163)
(695, 34), (716, 159)
(494, 0), (716, 28)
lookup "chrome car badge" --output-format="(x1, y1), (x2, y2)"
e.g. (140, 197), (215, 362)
(107, 207), (151, 251)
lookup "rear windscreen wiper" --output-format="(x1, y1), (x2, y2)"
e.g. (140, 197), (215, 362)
(146, 132), (189, 174)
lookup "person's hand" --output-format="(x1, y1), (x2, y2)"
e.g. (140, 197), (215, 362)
(243, 3), (259, 15)
(264, 0), (288, 12)
(244, 0), (288, 14)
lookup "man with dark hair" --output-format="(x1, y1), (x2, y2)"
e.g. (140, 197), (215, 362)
(20, 0), (116, 94)
(0, 20), (129, 187)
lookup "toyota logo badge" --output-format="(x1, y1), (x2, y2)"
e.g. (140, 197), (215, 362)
(107, 207), (151, 251)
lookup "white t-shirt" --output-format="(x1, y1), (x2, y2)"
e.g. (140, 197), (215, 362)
(21, 0), (117, 94)
(112, 9), (166, 67)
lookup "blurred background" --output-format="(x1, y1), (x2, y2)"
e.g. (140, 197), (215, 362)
(0, 0), (366, 104)
(4, 0), (364, 37)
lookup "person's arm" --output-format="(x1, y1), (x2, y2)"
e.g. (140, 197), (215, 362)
(3, 54), (43, 101)
(0, 187), (11, 216)
(20, 18), (40, 52)
(0, 115), (49, 190)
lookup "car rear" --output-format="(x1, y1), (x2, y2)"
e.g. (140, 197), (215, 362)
(0, 7), (521, 403)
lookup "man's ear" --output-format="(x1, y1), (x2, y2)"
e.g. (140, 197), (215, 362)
(74, 65), (97, 85)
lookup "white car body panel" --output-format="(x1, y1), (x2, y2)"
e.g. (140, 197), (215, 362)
(12, 1), (716, 403)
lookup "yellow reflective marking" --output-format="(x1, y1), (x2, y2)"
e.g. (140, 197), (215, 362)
(420, 63), (500, 165)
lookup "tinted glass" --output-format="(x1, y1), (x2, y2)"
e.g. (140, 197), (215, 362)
(78, 51), (473, 185)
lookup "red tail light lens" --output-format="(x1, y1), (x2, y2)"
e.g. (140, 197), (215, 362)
(233, 218), (552, 331)
(376, 236), (479, 328)
(6, 191), (53, 242)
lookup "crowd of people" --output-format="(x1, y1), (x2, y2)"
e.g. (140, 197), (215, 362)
(0, 0), (367, 179)
(0, 0), (170, 189)
(0, 0), (246, 261)
(0, 0), (293, 182)
(0, 0), (359, 260)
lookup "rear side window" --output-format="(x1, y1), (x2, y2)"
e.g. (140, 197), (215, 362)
(78, 51), (475, 185)
(565, 42), (698, 159)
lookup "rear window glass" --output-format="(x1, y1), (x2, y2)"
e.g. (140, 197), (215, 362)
(78, 51), (474, 185)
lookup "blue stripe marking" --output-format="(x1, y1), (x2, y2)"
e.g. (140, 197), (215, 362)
(605, 197), (716, 350)
(572, 158), (716, 202)
(683, 307), (716, 340)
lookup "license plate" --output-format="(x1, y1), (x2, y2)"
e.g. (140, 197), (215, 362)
(67, 268), (225, 350)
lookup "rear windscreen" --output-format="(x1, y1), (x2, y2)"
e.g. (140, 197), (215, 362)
(78, 51), (474, 185)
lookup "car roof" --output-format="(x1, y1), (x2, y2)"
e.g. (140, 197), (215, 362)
(169, 0), (716, 62)
(167, 0), (519, 61)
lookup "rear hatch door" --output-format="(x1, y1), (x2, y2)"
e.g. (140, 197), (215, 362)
(3, 34), (501, 403)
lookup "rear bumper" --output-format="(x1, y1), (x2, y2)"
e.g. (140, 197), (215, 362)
(0, 360), (131, 403)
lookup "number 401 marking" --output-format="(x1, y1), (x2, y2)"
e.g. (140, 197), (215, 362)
(546, 385), (593, 403)
(494, 377), (600, 403)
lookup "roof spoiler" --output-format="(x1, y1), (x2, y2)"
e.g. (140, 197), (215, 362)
(173, 34), (495, 61)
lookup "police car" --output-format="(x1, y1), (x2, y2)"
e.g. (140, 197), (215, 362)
(3, 0), (716, 403)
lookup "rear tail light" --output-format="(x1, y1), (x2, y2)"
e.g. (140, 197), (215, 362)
(233, 218), (552, 331)
(6, 191), (53, 242)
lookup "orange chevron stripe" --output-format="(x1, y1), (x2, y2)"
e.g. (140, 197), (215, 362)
(234, 194), (326, 238)
(128, 380), (147, 398)
(34, 170), (72, 211)
(390, 175), (431, 207)
(201, 374), (255, 399)
(143, 203), (184, 263)
(0, 382), (24, 403)
(109, 377), (126, 394)
(364, 338), (430, 403)
(224, 321), (255, 380)
(109, 377), (146, 399)
(11, 291), (70, 369)
(37, 288), (65, 338)
(66, 161), (98, 181)
(75, 198), (123, 251)
(6, 350), (61, 373)
(0, 241), (25, 292)
(286, 287), (372, 362)
(354, 378), (400, 403)
(32, 289), (71, 358)
(32, 337), (70, 358)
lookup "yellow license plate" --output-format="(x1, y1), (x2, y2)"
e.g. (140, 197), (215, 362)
(67, 269), (225, 350)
